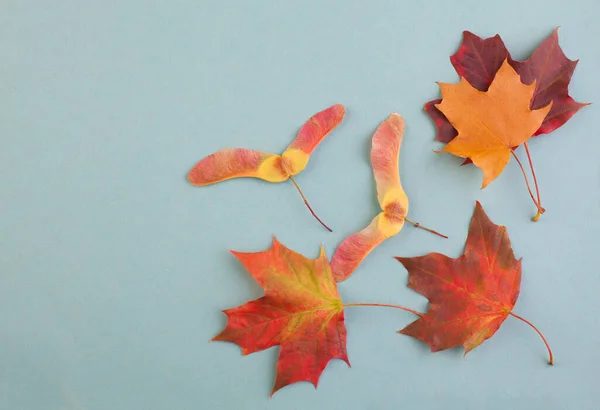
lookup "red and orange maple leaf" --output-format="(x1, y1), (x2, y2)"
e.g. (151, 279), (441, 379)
(213, 238), (349, 396)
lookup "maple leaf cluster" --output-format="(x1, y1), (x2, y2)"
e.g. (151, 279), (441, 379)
(186, 29), (572, 397)
(206, 110), (552, 396)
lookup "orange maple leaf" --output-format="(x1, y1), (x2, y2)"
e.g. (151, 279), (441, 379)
(436, 59), (552, 188)
(213, 238), (349, 396)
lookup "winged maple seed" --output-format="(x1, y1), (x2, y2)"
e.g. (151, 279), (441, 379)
(213, 238), (349, 396)
(331, 114), (447, 283)
(396, 202), (553, 365)
(425, 28), (588, 221)
(187, 104), (346, 231)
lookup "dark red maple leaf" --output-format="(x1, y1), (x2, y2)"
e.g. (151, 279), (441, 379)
(395, 202), (553, 364)
(424, 99), (457, 144)
(451, 31), (511, 91)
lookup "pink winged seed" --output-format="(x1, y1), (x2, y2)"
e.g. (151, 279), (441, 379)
(287, 104), (346, 155)
(187, 148), (276, 186)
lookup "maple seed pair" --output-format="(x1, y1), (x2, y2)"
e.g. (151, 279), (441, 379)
(427, 28), (587, 221)
(187, 105), (445, 240)
(214, 202), (553, 396)
(331, 114), (446, 282)
(187, 104), (346, 232)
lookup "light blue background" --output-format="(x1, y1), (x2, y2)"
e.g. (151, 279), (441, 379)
(1, 1), (599, 409)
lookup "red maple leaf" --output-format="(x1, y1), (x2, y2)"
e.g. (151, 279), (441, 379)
(213, 238), (349, 396)
(396, 202), (553, 363)
(425, 29), (587, 143)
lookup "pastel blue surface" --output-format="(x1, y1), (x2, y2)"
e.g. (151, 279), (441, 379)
(1, 1), (599, 409)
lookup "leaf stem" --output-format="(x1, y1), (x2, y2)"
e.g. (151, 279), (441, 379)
(342, 303), (423, 317)
(510, 149), (545, 219)
(508, 311), (554, 366)
(288, 176), (332, 232)
(523, 142), (543, 222)
(344, 304), (554, 365)
(404, 218), (448, 239)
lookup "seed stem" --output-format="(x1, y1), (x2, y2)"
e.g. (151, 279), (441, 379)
(288, 176), (332, 232)
(404, 218), (448, 239)
(344, 303), (554, 365)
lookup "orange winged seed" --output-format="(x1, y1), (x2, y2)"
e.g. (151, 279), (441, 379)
(331, 114), (408, 282)
(436, 59), (552, 188)
(213, 238), (349, 396)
